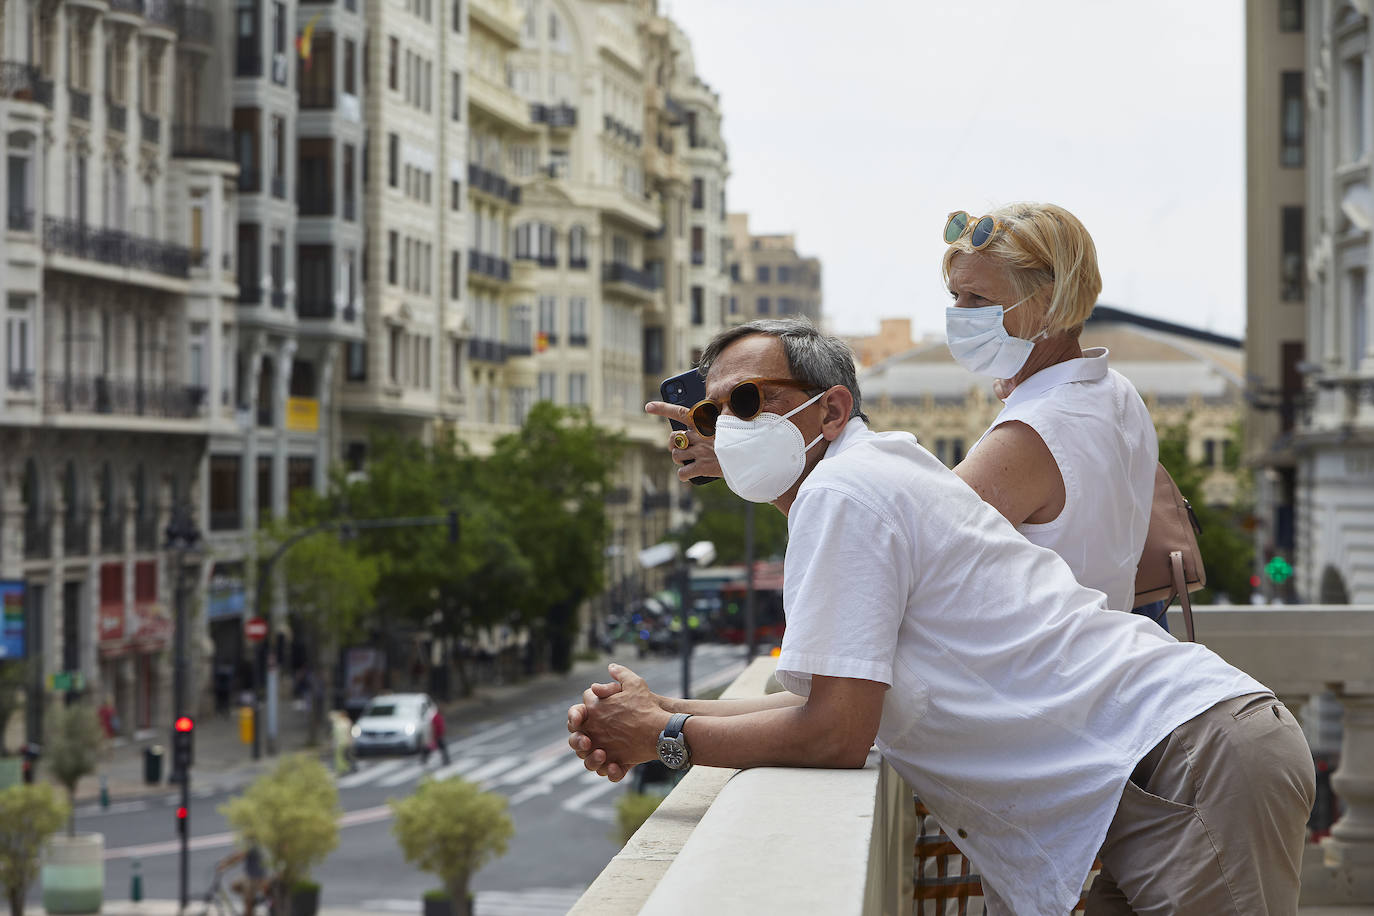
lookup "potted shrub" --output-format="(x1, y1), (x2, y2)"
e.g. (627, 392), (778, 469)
(220, 754), (339, 916)
(40, 704), (104, 915)
(0, 782), (70, 916)
(390, 776), (514, 916)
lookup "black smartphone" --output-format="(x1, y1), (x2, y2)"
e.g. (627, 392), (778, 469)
(659, 369), (715, 486)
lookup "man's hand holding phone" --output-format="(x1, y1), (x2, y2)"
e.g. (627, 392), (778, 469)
(651, 370), (722, 484)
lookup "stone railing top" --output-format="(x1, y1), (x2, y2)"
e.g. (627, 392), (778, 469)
(1167, 604), (1374, 694)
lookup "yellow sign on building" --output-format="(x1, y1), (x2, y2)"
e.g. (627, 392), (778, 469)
(285, 397), (320, 432)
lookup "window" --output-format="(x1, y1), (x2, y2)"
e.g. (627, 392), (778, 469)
(238, 223), (260, 299)
(691, 177), (703, 210)
(1350, 268), (1367, 372)
(6, 296), (34, 390)
(691, 286), (704, 326)
(1341, 55), (1367, 164)
(1281, 71), (1304, 167)
(691, 226), (704, 264)
(729, 295), (738, 315)
(450, 250), (461, 299)
(270, 230), (285, 302)
(272, 1), (286, 55)
(209, 455), (242, 530)
(346, 341), (367, 381)
(568, 372), (587, 405)
(757, 296), (771, 315)
(451, 72), (462, 121)
(756, 265), (771, 283)
(388, 326), (402, 384)
(538, 371), (556, 403)
(388, 37), (399, 91)
(7, 136), (33, 230)
(387, 132), (399, 187)
(297, 245), (332, 316)
(778, 266), (792, 284)
(569, 297), (587, 345)
(1281, 207), (1304, 301)
(538, 295), (558, 343)
(270, 115), (285, 194)
(569, 225), (587, 267)
(452, 0), (462, 32)
(1279, 0), (1303, 32)
(298, 31), (334, 108)
(387, 230), (398, 285)
(344, 39), (357, 95)
(342, 144), (356, 220)
(729, 262), (739, 281)
(450, 179), (461, 211)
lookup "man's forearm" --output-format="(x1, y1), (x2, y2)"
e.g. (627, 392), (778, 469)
(657, 691), (804, 717)
(678, 701), (870, 770)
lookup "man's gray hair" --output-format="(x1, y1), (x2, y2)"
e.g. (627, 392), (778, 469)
(698, 318), (868, 422)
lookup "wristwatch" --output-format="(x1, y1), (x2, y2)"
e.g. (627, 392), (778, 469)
(656, 713), (693, 771)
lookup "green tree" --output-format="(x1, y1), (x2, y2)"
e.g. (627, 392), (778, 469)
(673, 480), (789, 566)
(1156, 419), (1254, 604)
(0, 782), (70, 916)
(390, 776), (513, 916)
(0, 663), (26, 757)
(261, 507), (381, 745)
(220, 754), (339, 912)
(44, 704), (102, 836)
(482, 404), (623, 671)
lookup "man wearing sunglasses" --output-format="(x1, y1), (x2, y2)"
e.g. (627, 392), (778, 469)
(570, 319), (1313, 916)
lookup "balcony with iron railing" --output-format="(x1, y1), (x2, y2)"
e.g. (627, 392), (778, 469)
(530, 102), (577, 129)
(134, 512), (158, 552)
(173, 2), (214, 40)
(298, 186), (334, 217)
(7, 208), (34, 232)
(570, 608), (1374, 915)
(468, 163), (521, 205)
(466, 338), (507, 364)
(70, 88), (91, 121)
(299, 84), (333, 110)
(43, 373), (207, 419)
(7, 370), (35, 391)
(107, 100), (127, 133)
(141, 113), (160, 143)
(100, 508), (125, 553)
(296, 295), (335, 319)
(63, 509), (90, 556)
(468, 249), (511, 282)
(0, 62), (54, 107)
(23, 515), (51, 559)
(601, 262), (661, 299)
(44, 216), (192, 278)
(172, 125), (236, 161)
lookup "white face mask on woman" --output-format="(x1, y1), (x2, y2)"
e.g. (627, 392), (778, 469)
(944, 297), (1047, 378)
(714, 391), (827, 503)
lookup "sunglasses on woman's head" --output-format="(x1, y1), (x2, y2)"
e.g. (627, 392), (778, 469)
(689, 377), (820, 438)
(944, 210), (1011, 251)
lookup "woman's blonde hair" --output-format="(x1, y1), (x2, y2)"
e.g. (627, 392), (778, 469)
(940, 202), (1102, 334)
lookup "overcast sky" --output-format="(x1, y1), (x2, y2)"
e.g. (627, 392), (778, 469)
(668, 0), (1246, 341)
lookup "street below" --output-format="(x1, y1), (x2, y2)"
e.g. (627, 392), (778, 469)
(55, 645), (747, 915)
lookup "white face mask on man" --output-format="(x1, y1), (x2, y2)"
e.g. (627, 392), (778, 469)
(944, 297), (1048, 378)
(715, 390), (827, 504)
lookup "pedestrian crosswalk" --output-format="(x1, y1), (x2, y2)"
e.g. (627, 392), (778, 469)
(357, 887), (584, 915)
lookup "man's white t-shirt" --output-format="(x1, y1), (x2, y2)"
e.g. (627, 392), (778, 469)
(775, 419), (1266, 916)
(969, 348), (1157, 614)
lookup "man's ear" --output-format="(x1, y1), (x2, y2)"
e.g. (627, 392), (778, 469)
(820, 386), (853, 439)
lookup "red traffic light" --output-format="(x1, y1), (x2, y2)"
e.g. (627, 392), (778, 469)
(1250, 574), (1261, 588)
(176, 806), (188, 819)
(174, 716), (194, 733)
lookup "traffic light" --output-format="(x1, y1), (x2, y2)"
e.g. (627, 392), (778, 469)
(447, 510), (459, 545)
(176, 805), (188, 837)
(1265, 555), (1294, 585)
(172, 716), (194, 772)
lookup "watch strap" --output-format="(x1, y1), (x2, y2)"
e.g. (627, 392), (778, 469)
(663, 712), (692, 739)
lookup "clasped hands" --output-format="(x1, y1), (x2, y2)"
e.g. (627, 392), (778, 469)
(566, 662), (671, 783)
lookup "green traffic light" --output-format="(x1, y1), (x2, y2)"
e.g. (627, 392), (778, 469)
(1265, 555), (1293, 584)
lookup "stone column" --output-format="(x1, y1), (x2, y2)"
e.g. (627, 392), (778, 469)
(1324, 692), (1374, 902)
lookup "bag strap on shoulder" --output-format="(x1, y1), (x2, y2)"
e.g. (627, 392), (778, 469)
(1170, 550), (1195, 642)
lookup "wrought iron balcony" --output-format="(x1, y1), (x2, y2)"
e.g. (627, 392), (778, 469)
(141, 113), (160, 143)
(134, 512), (158, 552)
(43, 373), (208, 419)
(530, 102), (577, 128)
(569, 256), (588, 270)
(270, 288), (287, 308)
(7, 370), (34, 391)
(24, 516), (51, 559)
(298, 186), (334, 216)
(110, 0), (143, 14)
(299, 84), (334, 110)
(101, 508), (125, 553)
(297, 296), (335, 319)
(0, 62), (52, 107)
(172, 125), (235, 161)
(466, 338), (507, 364)
(108, 101), (127, 133)
(174, 2), (214, 39)
(64, 509), (90, 556)
(70, 88), (91, 121)
(601, 262), (661, 292)
(43, 216), (192, 278)
(239, 286), (263, 305)
(467, 249), (511, 282)
(7, 208), (34, 232)
(691, 250), (705, 266)
(467, 164), (521, 205)
(238, 168), (261, 193)
(236, 53), (264, 77)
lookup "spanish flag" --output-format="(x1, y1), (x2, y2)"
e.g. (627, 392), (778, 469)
(297, 11), (324, 71)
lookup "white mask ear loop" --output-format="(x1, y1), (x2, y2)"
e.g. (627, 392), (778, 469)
(781, 389), (827, 453)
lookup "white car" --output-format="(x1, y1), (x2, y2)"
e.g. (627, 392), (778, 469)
(350, 693), (435, 757)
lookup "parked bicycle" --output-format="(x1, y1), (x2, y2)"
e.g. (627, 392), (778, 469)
(196, 847), (275, 916)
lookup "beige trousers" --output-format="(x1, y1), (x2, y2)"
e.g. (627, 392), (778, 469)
(1083, 692), (1316, 916)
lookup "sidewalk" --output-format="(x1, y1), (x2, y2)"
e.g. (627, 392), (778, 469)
(55, 652), (615, 807)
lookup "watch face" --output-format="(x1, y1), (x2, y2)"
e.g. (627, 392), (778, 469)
(657, 737), (688, 770)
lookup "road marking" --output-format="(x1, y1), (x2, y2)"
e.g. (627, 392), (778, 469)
(477, 887), (587, 915)
(466, 754), (521, 785)
(428, 756), (486, 781)
(446, 719), (520, 752)
(105, 830), (236, 861)
(493, 752), (569, 787)
(335, 759), (405, 788)
(376, 763), (428, 787)
(560, 775), (621, 813)
(76, 799), (150, 818)
(507, 757), (589, 805)
(337, 804), (392, 827)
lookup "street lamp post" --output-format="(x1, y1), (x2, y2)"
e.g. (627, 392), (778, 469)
(163, 508), (200, 913)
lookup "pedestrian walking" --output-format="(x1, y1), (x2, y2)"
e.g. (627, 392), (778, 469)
(431, 707), (450, 765)
(330, 710), (355, 775)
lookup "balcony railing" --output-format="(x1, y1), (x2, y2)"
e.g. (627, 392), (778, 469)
(298, 186), (334, 216)
(70, 88), (91, 121)
(691, 251), (705, 266)
(44, 216), (192, 277)
(172, 125), (235, 161)
(569, 256), (588, 270)
(270, 288), (287, 308)
(238, 168), (261, 193)
(530, 102), (577, 128)
(24, 516), (51, 559)
(467, 164), (521, 205)
(110, 0), (143, 14)
(173, 2), (214, 38)
(7, 208), (34, 232)
(144, 0), (175, 27)
(64, 510), (90, 556)
(1, 62), (53, 108)
(505, 340), (533, 358)
(299, 84), (334, 109)
(141, 113), (160, 143)
(209, 510), (241, 532)
(7, 370), (34, 391)
(44, 374), (207, 419)
(239, 286), (262, 305)
(467, 249), (511, 282)
(134, 513), (158, 552)
(601, 262), (661, 292)
(296, 296), (335, 319)
(108, 101), (127, 133)
(466, 339), (507, 364)
(236, 53), (263, 77)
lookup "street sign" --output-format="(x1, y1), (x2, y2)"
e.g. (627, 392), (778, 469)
(244, 617), (268, 642)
